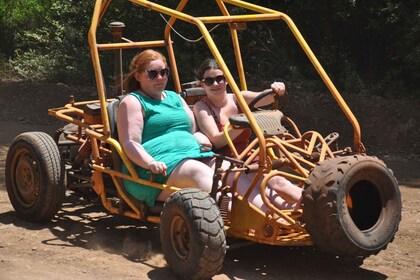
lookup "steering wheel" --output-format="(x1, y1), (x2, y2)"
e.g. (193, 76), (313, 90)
(248, 89), (288, 112)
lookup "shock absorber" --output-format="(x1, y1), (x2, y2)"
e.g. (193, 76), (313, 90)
(72, 137), (92, 169)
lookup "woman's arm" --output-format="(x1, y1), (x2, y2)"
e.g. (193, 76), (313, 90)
(178, 96), (212, 149)
(193, 100), (243, 149)
(117, 95), (166, 174)
(180, 96), (197, 133)
(241, 81), (286, 106)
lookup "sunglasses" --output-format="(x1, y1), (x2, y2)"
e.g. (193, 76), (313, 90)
(201, 75), (226, 86)
(145, 67), (170, 80)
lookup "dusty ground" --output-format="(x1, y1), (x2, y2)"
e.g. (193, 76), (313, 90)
(0, 81), (419, 279)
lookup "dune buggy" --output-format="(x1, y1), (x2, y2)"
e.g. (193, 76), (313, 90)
(5, 1), (401, 279)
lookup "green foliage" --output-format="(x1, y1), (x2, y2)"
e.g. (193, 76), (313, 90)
(0, 0), (418, 97)
(0, 0), (51, 26)
(0, 53), (21, 81)
(1, 0), (94, 83)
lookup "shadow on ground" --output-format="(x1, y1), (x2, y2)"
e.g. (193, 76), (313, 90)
(0, 193), (388, 280)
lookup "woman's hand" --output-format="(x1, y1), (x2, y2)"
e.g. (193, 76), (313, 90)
(271, 82), (286, 96)
(194, 131), (213, 152)
(148, 160), (167, 176)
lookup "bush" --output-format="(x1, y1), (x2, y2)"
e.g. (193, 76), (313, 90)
(0, 0), (418, 97)
(0, 53), (22, 81)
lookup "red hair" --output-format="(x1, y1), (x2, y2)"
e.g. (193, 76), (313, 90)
(123, 49), (167, 92)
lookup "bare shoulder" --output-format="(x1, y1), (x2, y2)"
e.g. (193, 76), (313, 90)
(193, 99), (209, 113)
(120, 94), (137, 104)
(119, 94), (142, 114)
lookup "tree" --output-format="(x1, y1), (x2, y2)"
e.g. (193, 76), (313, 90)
(0, 0), (418, 96)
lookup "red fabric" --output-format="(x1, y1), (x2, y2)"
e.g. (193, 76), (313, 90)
(202, 97), (251, 158)
(213, 123), (251, 157)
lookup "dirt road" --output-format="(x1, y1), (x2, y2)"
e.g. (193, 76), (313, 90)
(0, 120), (419, 280)
(1, 81), (419, 279)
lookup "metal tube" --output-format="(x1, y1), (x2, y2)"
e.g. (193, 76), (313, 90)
(109, 22), (125, 95)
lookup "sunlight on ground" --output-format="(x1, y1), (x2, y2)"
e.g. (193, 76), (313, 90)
(400, 180), (420, 188)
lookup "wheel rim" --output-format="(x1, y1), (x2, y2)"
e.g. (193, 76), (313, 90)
(170, 215), (190, 260)
(12, 149), (40, 207)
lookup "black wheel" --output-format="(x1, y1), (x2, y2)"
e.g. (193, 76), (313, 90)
(303, 155), (401, 257)
(5, 132), (65, 222)
(160, 189), (226, 280)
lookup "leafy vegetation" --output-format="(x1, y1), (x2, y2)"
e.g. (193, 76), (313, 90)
(0, 0), (418, 97)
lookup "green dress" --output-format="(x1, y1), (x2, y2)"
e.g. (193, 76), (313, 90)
(122, 90), (214, 207)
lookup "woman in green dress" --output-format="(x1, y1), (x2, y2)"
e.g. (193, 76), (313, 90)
(117, 49), (214, 207)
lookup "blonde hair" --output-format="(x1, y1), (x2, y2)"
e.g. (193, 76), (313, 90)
(123, 49), (167, 93)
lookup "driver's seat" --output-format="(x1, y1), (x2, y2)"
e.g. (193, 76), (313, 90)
(107, 96), (163, 218)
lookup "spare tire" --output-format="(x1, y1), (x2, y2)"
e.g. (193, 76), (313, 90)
(303, 155), (401, 257)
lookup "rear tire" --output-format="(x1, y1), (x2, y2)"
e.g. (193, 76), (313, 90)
(5, 132), (65, 222)
(160, 189), (226, 280)
(303, 155), (401, 257)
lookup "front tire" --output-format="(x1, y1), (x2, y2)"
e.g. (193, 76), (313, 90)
(160, 189), (226, 280)
(303, 155), (401, 257)
(5, 132), (65, 222)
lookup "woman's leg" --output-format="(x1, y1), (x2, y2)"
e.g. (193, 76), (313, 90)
(231, 173), (297, 211)
(266, 175), (302, 203)
(156, 158), (214, 202)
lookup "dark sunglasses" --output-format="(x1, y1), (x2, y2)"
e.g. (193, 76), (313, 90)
(145, 67), (170, 80)
(202, 75), (226, 86)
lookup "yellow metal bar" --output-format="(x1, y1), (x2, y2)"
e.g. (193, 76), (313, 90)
(126, 2), (264, 145)
(110, 174), (141, 216)
(127, 1), (198, 94)
(269, 170), (307, 184)
(216, 0), (247, 90)
(223, 0), (362, 152)
(267, 137), (317, 170)
(105, 137), (139, 179)
(231, 29), (247, 90)
(129, 0), (195, 22)
(89, 0), (111, 137)
(300, 131), (335, 159)
(93, 164), (182, 192)
(163, 0), (190, 93)
(197, 13), (281, 23)
(259, 174), (304, 229)
(90, 136), (101, 163)
(269, 137), (310, 157)
(272, 144), (310, 177)
(223, 0), (277, 12)
(97, 41), (166, 50)
(223, 123), (240, 158)
(52, 108), (90, 128)
(167, 34), (181, 92)
(194, 20), (267, 165)
(98, 0), (112, 23)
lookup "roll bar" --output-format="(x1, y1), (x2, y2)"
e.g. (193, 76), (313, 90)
(88, 0), (364, 163)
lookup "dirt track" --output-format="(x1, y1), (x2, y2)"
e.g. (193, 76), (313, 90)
(0, 80), (420, 279)
(0, 120), (419, 280)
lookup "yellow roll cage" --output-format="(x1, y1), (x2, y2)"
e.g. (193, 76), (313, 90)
(48, 0), (364, 245)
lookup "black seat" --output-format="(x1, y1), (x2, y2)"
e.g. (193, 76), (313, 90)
(106, 96), (163, 217)
(180, 85), (207, 109)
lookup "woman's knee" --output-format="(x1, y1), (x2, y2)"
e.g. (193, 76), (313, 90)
(268, 176), (299, 191)
(267, 175), (302, 202)
(169, 159), (213, 191)
(190, 163), (213, 190)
